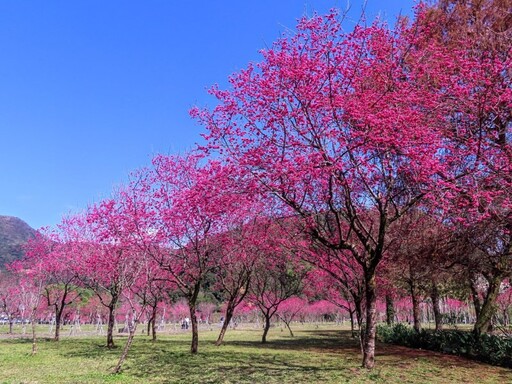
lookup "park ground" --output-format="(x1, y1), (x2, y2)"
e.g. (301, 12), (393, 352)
(0, 324), (510, 383)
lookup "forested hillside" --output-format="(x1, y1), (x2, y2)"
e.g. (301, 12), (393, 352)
(0, 215), (36, 266)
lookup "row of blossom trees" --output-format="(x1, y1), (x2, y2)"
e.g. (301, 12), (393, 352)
(3, 0), (510, 370)
(6, 152), (311, 371)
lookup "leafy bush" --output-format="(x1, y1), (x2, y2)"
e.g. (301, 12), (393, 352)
(377, 323), (512, 368)
(376, 323), (418, 347)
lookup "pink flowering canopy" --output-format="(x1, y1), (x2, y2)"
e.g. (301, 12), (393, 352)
(192, 10), (469, 260)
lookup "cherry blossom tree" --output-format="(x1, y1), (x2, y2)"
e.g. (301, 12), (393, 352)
(450, 221), (512, 334)
(8, 262), (44, 355)
(75, 192), (148, 349)
(170, 299), (189, 325)
(22, 230), (84, 341)
(312, 268), (362, 338)
(148, 153), (253, 353)
(306, 300), (342, 323)
(192, 7), (474, 367)
(248, 232), (307, 343)
(276, 296), (307, 337)
(497, 281), (512, 328)
(0, 271), (22, 334)
(139, 267), (170, 342)
(113, 252), (160, 374)
(213, 216), (269, 346)
(383, 212), (442, 332)
(419, 0), (512, 336)
(197, 302), (217, 325)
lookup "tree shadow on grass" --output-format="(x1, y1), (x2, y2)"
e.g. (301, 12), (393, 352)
(82, 330), (359, 382)
(223, 329), (360, 355)
(58, 337), (188, 360)
(374, 341), (512, 382)
(129, 345), (351, 383)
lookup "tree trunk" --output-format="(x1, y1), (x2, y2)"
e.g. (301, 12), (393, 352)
(216, 300), (235, 346)
(31, 317), (37, 355)
(107, 303), (116, 348)
(113, 320), (138, 374)
(385, 294), (395, 326)
(362, 271), (377, 369)
(189, 301), (199, 354)
(410, 282), (421, 333)
(53, 286), (70, 342)
(54, 319), (61, 341)
(147, 303), (157, 340)
(283, 320), (294, 337)
(8, 320), (13, 334)
(54, 302), (65, 342)
(473, 275), (503, 336)
(184, 283), (202, 354)
(261, 313), (271, 344)
(430, 283), (443, 331)
(469, 276), (482, 320)
(349, 310), (356, 338)
(151, 310), (157, 342)
(355, 297), (364, 354)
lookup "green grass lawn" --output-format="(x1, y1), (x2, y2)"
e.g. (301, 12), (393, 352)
(0, 324), (510, 383)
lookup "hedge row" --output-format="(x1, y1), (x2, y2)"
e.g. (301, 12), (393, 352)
(377, 323), (512, 368)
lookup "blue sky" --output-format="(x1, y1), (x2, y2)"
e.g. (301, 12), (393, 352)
(0, 0), (414, 229)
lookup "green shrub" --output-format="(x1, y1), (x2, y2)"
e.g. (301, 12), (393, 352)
(377, 323), (512, 368)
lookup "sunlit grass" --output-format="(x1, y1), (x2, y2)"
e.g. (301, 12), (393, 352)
(0, 324), (510, 383)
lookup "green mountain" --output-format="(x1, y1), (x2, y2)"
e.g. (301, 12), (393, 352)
(0, 216), (37, 267)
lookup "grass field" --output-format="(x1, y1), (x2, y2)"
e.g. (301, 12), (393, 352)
(0, 324), (510, 383)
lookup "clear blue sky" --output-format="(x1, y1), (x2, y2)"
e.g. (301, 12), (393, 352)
(0, 0), (414, 229)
